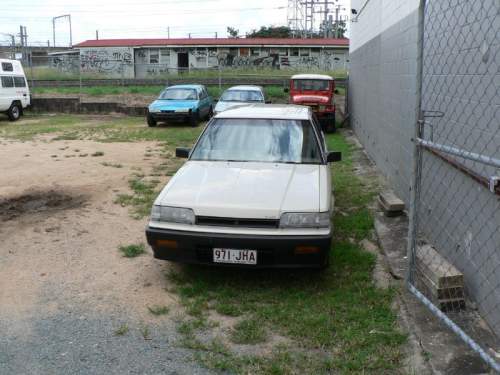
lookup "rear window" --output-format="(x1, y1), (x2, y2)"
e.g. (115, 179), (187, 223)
(1, 76), (14, 88)
(293, 79), (330, 91)
(1, 62), (13, 72)
(14, 76), (26, 87)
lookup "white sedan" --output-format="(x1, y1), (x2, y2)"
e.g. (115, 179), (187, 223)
(145, 104), (341, 268)
(214, 85), (266, 114)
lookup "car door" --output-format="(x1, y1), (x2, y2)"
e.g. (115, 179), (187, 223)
(198, 87), (209, 117)
(14, 76), (29, 108)
(0, 76), (14, 111)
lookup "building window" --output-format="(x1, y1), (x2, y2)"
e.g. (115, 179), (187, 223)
(250, 48), (260, 56)
(311, 48), (320, 57)
(160, 49), (170, 59)
(289, 48), (299, 57)
(239, 48), (249, 56)
(299, 48), (310, 57)
(149, 49), (159, 64)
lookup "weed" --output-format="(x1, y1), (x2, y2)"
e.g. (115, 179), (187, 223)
(147, 305), (169, 316)
(114, 324), (129, 336)
(101, 162), (123, 168)
(140, 324), (151, 340)
(119, 243), (145, 258)
(230, 318), (268, 345)
(91, 151), (104, 157)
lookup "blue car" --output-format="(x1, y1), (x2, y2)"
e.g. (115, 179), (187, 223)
(147, 84), (214, 127)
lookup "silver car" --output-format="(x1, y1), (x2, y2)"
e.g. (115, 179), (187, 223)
(214, 85), (266, 114)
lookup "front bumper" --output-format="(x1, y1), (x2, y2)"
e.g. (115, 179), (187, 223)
(149, 111), (192, 121)
(145, 226), (332, 268)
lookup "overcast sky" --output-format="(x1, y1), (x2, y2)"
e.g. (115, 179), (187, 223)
(0, 0), (350, 47)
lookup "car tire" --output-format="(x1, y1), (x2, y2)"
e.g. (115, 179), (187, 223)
(319, 251), (331, 270)
(325, 113), (336, 133)
(206, 106), (214, 120)
(190, 111), (199, 127)
(147, 113), (157, 127)
(7, 103), (21, 121)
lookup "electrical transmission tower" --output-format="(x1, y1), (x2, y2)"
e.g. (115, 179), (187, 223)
(287, 0), (346, 38)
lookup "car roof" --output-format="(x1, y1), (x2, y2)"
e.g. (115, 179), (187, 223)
(225, 85), (263, 92)
(214, 104), (310, 120)
(166, 84), (204, 90)
(291, 73), (333, 81)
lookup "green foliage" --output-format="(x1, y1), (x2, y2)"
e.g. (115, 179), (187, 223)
(118, 243), (145, 258)
(147, 305), (169, 316)
(246, 26), (292, 38)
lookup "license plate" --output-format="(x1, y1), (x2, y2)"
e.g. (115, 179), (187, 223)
(213, 248), (257, 265)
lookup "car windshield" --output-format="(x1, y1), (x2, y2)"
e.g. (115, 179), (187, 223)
(159, 88), (198, 100)
(293, 79), (330, 91)
(190, 118), (322, 164)
(220, 90), (264, 102)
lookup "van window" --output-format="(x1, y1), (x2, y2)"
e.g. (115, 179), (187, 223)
(14, 76), (26, 87)
(1, 62), (13, 72)
(1, 76), (14, 88)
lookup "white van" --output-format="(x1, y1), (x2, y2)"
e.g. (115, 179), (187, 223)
(0, 58), (30, 121)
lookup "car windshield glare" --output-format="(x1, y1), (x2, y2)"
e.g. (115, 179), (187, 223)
(190, 118), (322, 164)
(293, 79), (330, 91)
(160, 88), (198, 100)
(220, 90), (264, 102)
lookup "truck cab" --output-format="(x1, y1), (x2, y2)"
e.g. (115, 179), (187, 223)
(286, 74), (336, 133)
(0, 58), (30, 121)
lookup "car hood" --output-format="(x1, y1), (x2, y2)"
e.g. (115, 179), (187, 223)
(155, 161), (321, 218)
(291, 94), (330, 104)
(149, 99), (199, 110)
(214, 101), (254, 113)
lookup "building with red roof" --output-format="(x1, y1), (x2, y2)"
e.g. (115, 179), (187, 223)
(69, 37), (349, 78)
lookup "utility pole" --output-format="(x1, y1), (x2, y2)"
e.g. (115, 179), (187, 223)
(215, 32), (218, 38)
(53, 14), (72, 47)
(167, 27), (170, 39)
(96, 30), (99, 40)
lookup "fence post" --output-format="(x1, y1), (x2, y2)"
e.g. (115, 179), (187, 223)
(79, 55), (82, 103)
(218, 64), (222, 90)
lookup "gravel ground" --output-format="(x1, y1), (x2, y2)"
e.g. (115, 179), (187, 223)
(0, 134), (212, 375)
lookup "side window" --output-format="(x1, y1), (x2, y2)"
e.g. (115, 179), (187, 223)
(1, 76), (14, 88)
(1, 62), (13, 72)
(149, 49), (159, 64)
(199, 88), (207, 99)
(13, 76), (26, 87)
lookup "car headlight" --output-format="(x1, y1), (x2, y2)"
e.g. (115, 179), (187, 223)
(175, 108), (191, 113)
(279, 212), (330, 228)
(150, 205), (195, 224)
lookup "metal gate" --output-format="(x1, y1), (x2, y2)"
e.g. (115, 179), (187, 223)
(407, 0), (500, 371)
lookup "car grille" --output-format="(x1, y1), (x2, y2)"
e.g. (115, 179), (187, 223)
(196, 216), (279, 228)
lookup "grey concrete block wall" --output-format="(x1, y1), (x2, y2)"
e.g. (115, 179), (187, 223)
(350, 0), (500, 338)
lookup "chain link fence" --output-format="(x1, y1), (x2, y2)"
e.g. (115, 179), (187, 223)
(408, 0), (499, 371)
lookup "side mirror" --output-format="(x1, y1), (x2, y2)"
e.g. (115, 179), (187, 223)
(176, 147), (191, 158)
(334, 89), (339, 94)
(283, 87), (289, 93)
(327, 151), (342, 163)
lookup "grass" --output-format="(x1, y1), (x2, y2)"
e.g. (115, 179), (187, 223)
(166, 131), (406, 374)
(32, 84), (290, 102)
(101, 162), (123, 168)
(114, 324), (129, 336)
(91, 151), (104, 157)
(148, 305), (169, 316)
(118, 243), (145, 258)
(230, 318), (268, 345)
(115, 174), (160, 219)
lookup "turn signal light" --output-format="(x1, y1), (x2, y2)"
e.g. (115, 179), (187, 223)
(157, 239), (178, 249)
(294, 246), (320, 254)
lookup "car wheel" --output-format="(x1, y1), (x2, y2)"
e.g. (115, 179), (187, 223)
(7, 103), (21, 121)
(190, 111), (199, 127)
(147, 114), (157, 127)
(325, 113), (336, 133)
(206, 106), (214, 120)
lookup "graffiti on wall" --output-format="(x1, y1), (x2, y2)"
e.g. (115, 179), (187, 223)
(51, 55), (79, 73)
(80, 48), (133, 77)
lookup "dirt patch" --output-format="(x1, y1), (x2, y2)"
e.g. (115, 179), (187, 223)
(0, 190), (87, 221)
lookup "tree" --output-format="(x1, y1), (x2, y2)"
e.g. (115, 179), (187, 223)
(226, 27), (239, 38)
(332, 20), (347, 38)
(246, 26), (292, 38)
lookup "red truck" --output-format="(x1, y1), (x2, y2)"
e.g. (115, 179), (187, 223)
(285, 74), (337, 133)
